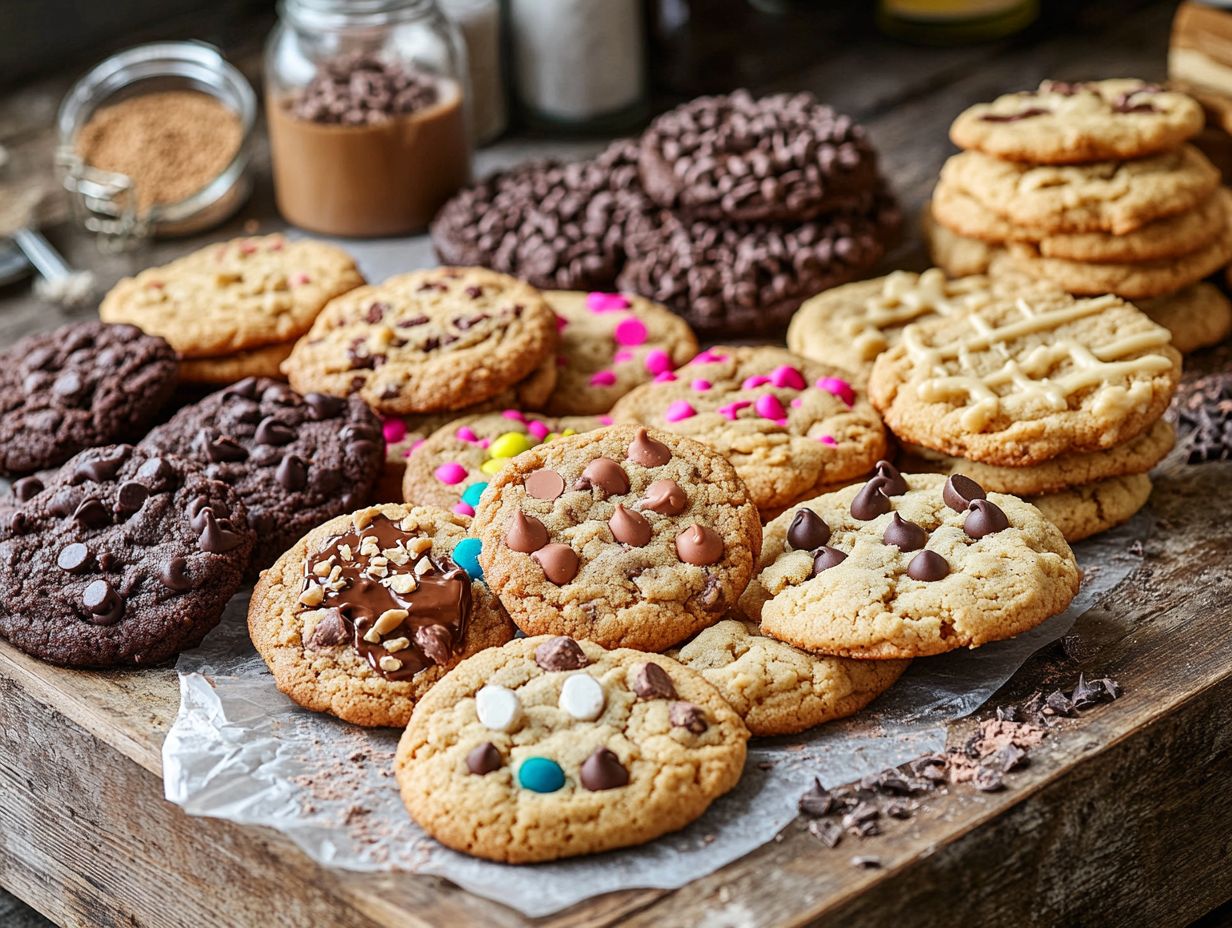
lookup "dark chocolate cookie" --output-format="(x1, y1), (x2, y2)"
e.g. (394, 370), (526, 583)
(0, 322), (178, 476)
(637, 90), (882, 222)
(430, 140), (649, 291)
(141, 377), (384, 570)
(617, 191), (901, 336)
(0, 444), (253, 667)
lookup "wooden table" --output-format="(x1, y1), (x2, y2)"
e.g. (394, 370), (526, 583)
(4, 1), (1232, 925)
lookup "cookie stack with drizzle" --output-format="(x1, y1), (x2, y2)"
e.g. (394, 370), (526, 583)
(926, 79), (1232, 353)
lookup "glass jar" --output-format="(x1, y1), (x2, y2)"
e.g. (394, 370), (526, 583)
(265, 0), (473, 237)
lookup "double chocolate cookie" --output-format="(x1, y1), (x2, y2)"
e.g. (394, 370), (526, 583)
(0, 445), (253, 667)
(0, 322), (178, 476)
(142, 377), (384, 571)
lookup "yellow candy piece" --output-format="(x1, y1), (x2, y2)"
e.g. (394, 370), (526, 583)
(561, 428), (577, 436)
(489, 431), (532, 459)
(545, 432), (560, 442)
(480, 458), (507, 476)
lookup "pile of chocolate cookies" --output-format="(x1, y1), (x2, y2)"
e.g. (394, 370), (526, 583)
(432, 90), (901, 336)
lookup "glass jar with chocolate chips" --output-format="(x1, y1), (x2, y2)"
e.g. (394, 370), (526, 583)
(265, 0), (473, 236)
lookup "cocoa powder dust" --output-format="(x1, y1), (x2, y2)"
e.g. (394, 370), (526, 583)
(75, 90), (242, 210)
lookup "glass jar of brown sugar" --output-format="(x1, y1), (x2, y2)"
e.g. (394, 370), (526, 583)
(265, 0), (473, 237)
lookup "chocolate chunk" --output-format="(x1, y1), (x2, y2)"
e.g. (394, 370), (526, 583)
(534, 635), (589, 672)
(115, 480), (149, 515)
(885, 800), (914, 819)
(872, 460), (908, 496)
(466, 742), (502, 775)
(305, 608), (348, 649)
(964, 498), (1009, 539)
(841, 802), (879, 831)
(366, 302), (387, 324)
(82, 579), (123, 625)
(808, 820), (843, 848)
(906, 550), (949, 581)
(633, 662), (677, 699)
(136, 456), (174, 484)
(943, 474), (986, 512)
(979, 107), (1049, 123)
(580, 747), (629, 791)
(798, 778), (834, 817)
(13, 476), (43, 502)
(787, 508), (830, 551)
(668, 700), (708, 733)
(1044, 689), (1076, 717)
(413, 624), (453, 665)
(57, 543), (91, 573)
(850, 477), (892, 520)
(304, 393), (344, 420)
(882, 513), (926, 551)
(811, 546), (848, 575)
(993, 744), (1029, 773)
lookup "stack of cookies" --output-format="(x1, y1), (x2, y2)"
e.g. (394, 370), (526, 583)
(432, 90), (902, 337)
(927, 79), (1232, 353)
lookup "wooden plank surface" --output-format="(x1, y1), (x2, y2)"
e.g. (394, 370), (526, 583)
(4, 1), (1232, 926)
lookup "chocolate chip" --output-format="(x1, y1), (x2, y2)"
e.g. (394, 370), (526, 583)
(115, 480), (149, 515)
(964, 498), (1009, 539)
(203, 433), (248, 464)
(225, 377), (259, 399)
(72, 498), (110, 530)
(534, 635), (589, 671)
(466, 742), (502, 775)
(787, 508), (830, 551)
(579, 457), (630, 496)
(633, 662), (676, 699)
(276, 455), (308, 491)
(669, 701), (708, 733)
(414, 624), (453, 665)
(304, 393), (345, 420)
(580, 747), (629, 791)
(13, 476), (43, 502)
(811, 546), (847, 575)
(872, 460), (907, 496)
(136, 456), (175, 485)
(82, 579), (123, 625)
(197, 509), (245, 554)
(943, 474), (985, 512)
(159, 556), (195, 591)
(397, 314), (430, 328)
(72, 447), (127, 484)
(57, 542), (91, 573)
(52, 370), (84, 398)
(254, 416), (295, 447)
(907, 550), (949, 581)
(882, 513), (926, 551)
(850, 477), (892, 520)
(366, 302), (387, 323)
(799, 778), (833, 817)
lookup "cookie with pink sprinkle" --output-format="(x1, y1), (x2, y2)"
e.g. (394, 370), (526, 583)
(540, 291), (698, 416)
(401, 410), (603, 515)
(609, 346), (887, 516)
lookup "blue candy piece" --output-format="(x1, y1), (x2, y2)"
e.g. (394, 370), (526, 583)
(518, 756), (565, 793)
(461, 481), (488, 508)
(452, 537), (484, 580)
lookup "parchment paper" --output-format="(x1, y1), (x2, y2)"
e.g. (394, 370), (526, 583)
(163, 512), (1148, 917)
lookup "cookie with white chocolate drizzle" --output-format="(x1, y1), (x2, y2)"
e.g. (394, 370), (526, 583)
(471, 424), (762, 652)
(867, 292), (1181, 466)
(249, 503), (515, 727)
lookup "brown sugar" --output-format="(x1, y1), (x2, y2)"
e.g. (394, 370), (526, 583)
(75, 90), (243, 211)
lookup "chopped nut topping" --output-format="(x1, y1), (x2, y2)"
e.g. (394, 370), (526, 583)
(375, 608), (409, 634)
(338, 544), (353, 562)
(379, 655), (404, 673)
(298, 585), (324, 607)
(387, 574), (418, 595)
(363, 627), (382, 644)
(408, 537), (434, 556)
(384, 547), (410, 566)
(313, 559), (333, 577)
(414, 558), (434, 576)
(383, 636), (410, 652)
(354, 509), (377, 530)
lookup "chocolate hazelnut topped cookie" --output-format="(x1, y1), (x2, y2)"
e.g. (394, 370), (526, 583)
(0, 444), (253, 667)
(283, 267), (558, 415)
(472, 425), (762, 652)
(141, 377), (384, 571)
(0, 322), (178, 476)
(249, 503), (515, 727)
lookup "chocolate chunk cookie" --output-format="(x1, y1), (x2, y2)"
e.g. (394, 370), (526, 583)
(0, 322), (178, 477)
(248, 504), (516, 727)
(638, 90), (881, 221)
(0, 445), (253, 667)
(141, 377), (384, 571)
(283, 267), (558, 415)
(472, 425), (763, 651)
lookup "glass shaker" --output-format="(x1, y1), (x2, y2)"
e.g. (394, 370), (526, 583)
(265, 0), (473, 237)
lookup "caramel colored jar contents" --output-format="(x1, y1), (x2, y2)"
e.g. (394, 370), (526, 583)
(269, 84), (470, 237)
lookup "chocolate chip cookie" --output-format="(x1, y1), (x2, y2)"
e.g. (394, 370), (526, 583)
(248, 503), (516, 727)
(0, 322), (178, 477)
(0, 445), (254, 667)
(142, 377), (384, 571)
(395, 635), (748, 862)
(472, 425), (762, 651)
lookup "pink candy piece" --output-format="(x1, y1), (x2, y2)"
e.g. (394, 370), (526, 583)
(818, 435), (837, 446)
(527, 420), (550, 439)
(613, 318), (648, 346)
(791, 397), (804, 408)
(817, 377), (855, 407)
(665, 400), (696, 422)
(691, 379), (711, 391)
(587, 292), (631, 312)
(644, 348), (672, 375)
(589, 370), (617, 387)
(402, 440), (425, 459)
(770, 365), (807, 390)
(456, 426), (479, 443)
(599, 415), (614, 425)
(478, 438), (491, 449)
(654, 371), (678, 382)
(239, 241), (257, 255)
(382, 418), (407, 445)
(718, 400), (751, 421)
(268, 239), (284, 251)
(691, 349), (728, 365)
(555, 314), (569, 332)
(755, 394), (788, 421)
(453, 502), (475, 517)
(435, 462), (467, 484)
(502, 409), (527, 422)
(613, 349), (634, 363)
(291, 273), (311, 286)
(742, 375), (771, 390)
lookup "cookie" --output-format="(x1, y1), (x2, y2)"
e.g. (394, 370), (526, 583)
(933, 180), (1231, 264)
(609, 346), (888, 514)
(472, 425), (762, 651)
(923, 205), (1000, 278)
(940, 146), (1220, 236)
(637, 90), (881, 222)
(178, 341), (295, 386)
(950, 79), (1204, 164)
(1026, 473), (1152, 543)
(787, 269), (1068, 380)
(395, 635), (748, 863)
(248, 503), (516, 727)
(541, 290), (699, 416)
(430, 140), (648, 292)
(618, 194), (900, 336)
(997, 221), (1232, 299)
(0, 444), (254, 667)
(0, 322), (179, 477)
(867, 293), (1182, 466)
(99, 234), (364, 358)
(668, 619), (909, 737)
(401, 410), (602, 516)
(1139, 283), (1232, 354)
(283, 267), (558, 415)
(141, 377), (384, 571)
(741, 469), (1080, 659)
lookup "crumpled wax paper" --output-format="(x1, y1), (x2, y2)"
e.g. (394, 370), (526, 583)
(163, 512), (1148, 917)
